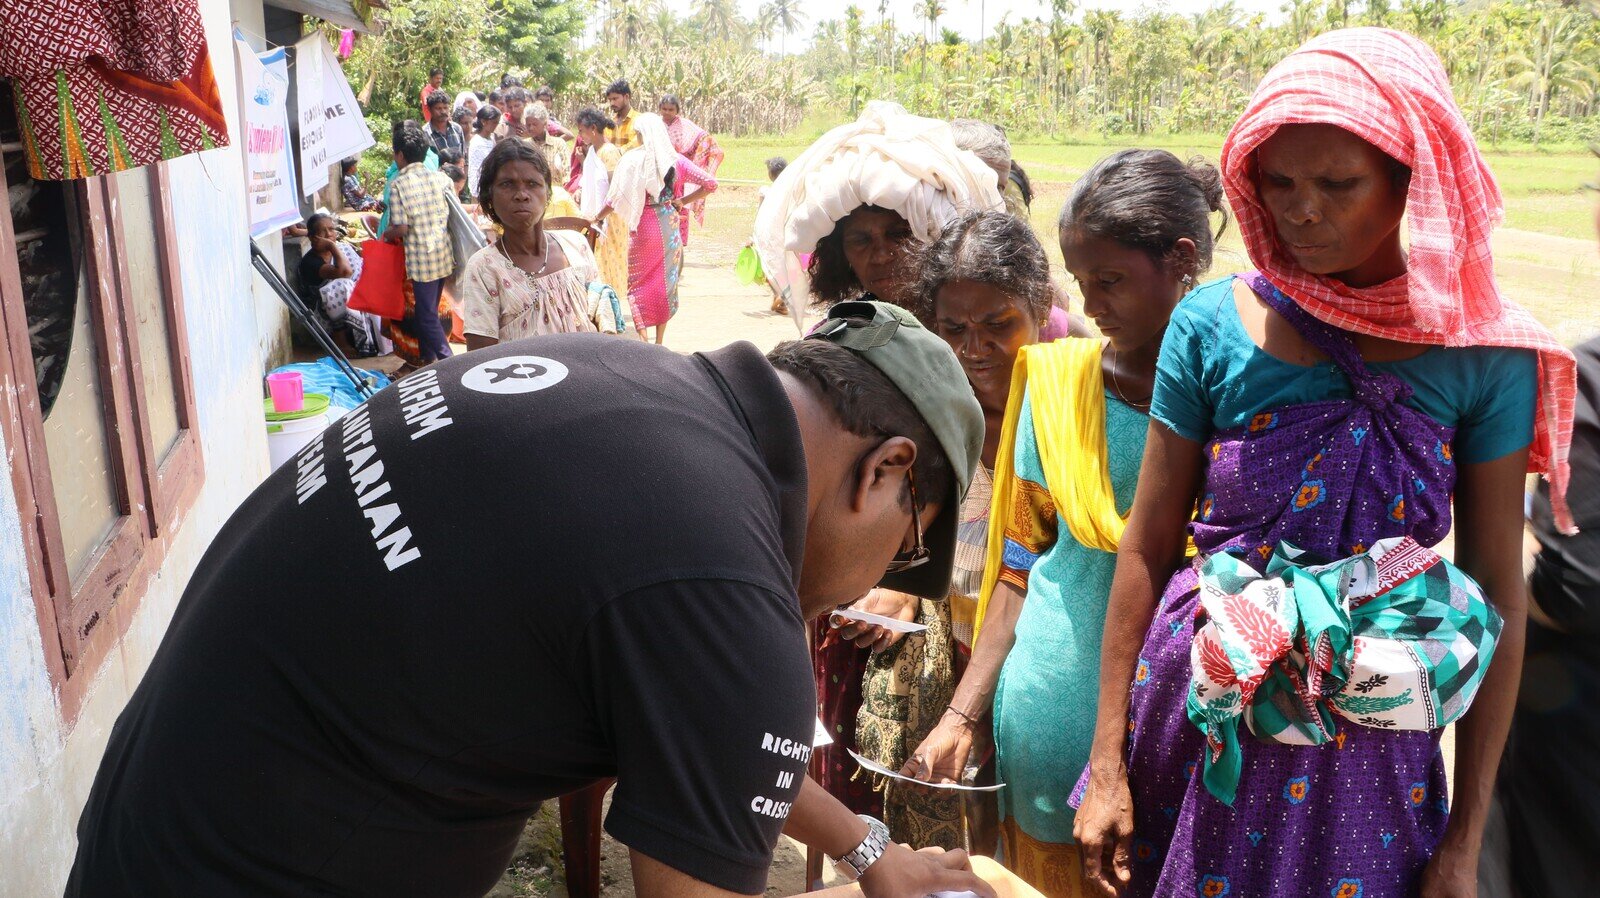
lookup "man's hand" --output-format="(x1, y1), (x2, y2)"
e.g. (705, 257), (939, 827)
(858, 843), (995, 898)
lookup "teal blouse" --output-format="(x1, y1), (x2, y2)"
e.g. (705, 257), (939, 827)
(1152, 277), (1537, 463)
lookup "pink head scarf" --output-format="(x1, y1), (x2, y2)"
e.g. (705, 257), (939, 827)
(1222, 27), (1579, 532)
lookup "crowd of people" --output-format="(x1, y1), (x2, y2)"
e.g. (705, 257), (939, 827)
(301, 72), (726, 371)
(67, 25), (1596, 898)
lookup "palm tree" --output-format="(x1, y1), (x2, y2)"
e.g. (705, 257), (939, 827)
(651, 5), (680, 48)
(767, 0), (808, 57)
(918, 0), (948, 82)
(919, 0), (948, 43)
(1506, 10), (1598, 145)
(755, 3), (777, 54)
(877, 0), (894, 72)
(696, 0), (738, 43)
(1282, 0), (1318, 45)
(844, 5), (865, 113)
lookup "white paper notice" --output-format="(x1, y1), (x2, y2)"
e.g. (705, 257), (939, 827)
(828, 607), (928, 634)
(813, 716), (834, 748)
(293, 33), (330, 196)
(847, 750), (1005, 792)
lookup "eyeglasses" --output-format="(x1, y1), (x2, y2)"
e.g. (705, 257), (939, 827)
(884, 468), (930, 574)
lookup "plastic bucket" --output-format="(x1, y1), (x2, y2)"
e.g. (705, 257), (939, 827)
(266, 371), (305, 412)
(265, 394), (332, 471)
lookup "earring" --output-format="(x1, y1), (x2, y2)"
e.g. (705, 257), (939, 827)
(1182, 273), (1195, 290)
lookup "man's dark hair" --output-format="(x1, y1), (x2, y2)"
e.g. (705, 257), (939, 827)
(427, 90), (451, 111)
(477, 138), (551, 223)
(1060, 148), (1228, 278)
(573, 106), (614, 133)
(487, 89), (504, 106)
(534, 85), (555, 102)
(605, 79), (631, 97)
(394, 123), (430, 164)
(429, 67), (444, 79)
(765, 157), (787, 180)
(505, 86), (530, 104)
(766, 338), (952, 512)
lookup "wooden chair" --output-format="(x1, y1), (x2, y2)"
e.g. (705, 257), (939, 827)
(545, 216), (599, 250)
(558, 779), (613, 898)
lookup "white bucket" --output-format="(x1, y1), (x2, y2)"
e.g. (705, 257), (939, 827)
(267, 412), (330, 471)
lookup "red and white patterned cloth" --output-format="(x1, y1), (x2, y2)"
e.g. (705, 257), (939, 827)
(0, 0), (228, 179)
(1221, 27), (1579, 532)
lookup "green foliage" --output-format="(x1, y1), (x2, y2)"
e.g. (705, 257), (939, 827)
(483, 0), (592, 91)
(350, 0), (1600, 149)
(338, 0), (587, 126)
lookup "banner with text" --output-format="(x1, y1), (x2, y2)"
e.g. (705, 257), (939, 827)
(294, 34), (330, 197)
(236, 37), (300, 237)
(304, 33), (374, 172)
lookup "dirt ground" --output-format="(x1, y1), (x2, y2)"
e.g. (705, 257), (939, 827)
(488, 787), (836, 898)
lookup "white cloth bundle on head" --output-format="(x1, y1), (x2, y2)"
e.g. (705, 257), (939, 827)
(605, 112), (679, 233)
(754, 102), (1005, 330)
(452, 91), (477, 112)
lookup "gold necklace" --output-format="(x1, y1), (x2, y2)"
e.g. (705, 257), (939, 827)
(1107, 347), (1151, 409)
(500, 230), (551, 277)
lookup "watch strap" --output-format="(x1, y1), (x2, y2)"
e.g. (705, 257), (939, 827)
(837, 814), (890, 880)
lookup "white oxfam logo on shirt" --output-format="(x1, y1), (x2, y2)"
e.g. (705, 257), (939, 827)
(460, 356), (570, 394)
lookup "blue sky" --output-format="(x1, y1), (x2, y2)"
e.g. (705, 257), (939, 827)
(657, 0), (1287, 46)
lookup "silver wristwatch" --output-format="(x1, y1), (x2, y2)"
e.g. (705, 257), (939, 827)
(835, 814), (891, 881)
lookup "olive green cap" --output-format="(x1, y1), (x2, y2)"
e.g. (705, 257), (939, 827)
(808, 300), (984, 598)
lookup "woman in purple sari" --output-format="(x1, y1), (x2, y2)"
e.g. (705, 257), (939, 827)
(1072, 28), (1578, 898)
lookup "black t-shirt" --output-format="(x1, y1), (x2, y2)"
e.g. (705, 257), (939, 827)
(298, 249), (332, 300)
(1531, 336), (1600, 635)
(67, 337), (816, 897)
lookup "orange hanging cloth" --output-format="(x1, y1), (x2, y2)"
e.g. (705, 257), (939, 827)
(0, 0), (229, 180)
(1221, 27), (1580, 533)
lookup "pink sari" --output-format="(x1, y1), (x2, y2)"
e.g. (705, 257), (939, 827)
(663, 114), (724, 240)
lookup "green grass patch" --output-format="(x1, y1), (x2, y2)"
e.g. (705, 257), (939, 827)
(720, 130), (1598, 240)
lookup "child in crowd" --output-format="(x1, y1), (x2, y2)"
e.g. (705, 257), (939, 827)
(341, 157), (381, 212)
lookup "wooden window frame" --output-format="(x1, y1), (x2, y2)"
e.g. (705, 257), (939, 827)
(0, 158), (204, 726)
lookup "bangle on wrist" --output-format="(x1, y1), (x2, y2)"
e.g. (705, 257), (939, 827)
(944, 704), (980, 727)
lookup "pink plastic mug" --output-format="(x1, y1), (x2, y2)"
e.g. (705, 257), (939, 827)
(266, 371), (305, 413)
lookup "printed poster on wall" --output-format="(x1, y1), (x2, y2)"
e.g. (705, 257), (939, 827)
(300, 33), (373, 174)
(235, 36), (300, 238)
(294, 34), (330, 197)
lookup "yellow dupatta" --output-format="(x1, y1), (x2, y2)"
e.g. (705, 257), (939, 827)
(973, 338), (1189, 643)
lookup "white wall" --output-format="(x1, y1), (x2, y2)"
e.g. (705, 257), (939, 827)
(0, 1), (275, 893)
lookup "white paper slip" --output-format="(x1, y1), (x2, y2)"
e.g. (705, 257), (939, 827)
(813, 716), (834, 748)
(847, 749), (1005, 792)
(828, 607), (928, 634)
